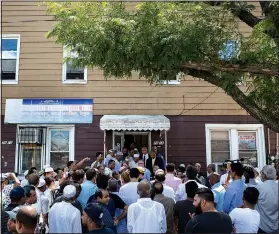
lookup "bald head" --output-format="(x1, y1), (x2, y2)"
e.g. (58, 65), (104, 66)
(137, 180), (151, 198)
(16, 206), (38, 233)
(209, 173), (220, 186)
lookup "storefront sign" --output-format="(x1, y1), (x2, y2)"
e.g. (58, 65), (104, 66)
(238, 134), (256, 150)
(5, 99), (93, 124)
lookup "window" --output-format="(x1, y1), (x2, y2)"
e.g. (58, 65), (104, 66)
(238, 131), (258, 167)
(206, 124), (266, 173)
(1, 35), (20, 84)
(49, 129), (72, 169)
(62, 49), (87, 84)
(161, 73), (181, 85)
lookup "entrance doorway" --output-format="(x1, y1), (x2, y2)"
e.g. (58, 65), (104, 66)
(113, 131), (151, 152)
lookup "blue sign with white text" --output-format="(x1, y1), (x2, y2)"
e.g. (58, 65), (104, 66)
(5, 99), (93, 124)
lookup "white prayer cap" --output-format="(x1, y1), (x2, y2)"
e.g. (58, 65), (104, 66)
(45, 167), (54, 173)
(116, 152), (123, 156)
(108, 149), (115, 153)
(133, 154), (140, 158)
(155, 169), (165, 175)
(179, 164), (186, 168)
(43, 165), (50, 169)
(63, 185), (76, 199)
(37, 179), (46, 188)
(24, 170), (29, 176)
(104, 168), (111, 176)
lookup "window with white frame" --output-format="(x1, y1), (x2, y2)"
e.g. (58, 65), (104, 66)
(161, 72), (181, 85)
(1, 35), (20, 84)
(49, 128), (74, 169)
(206, 124), (266, 173)
(62, 48), (87, 83)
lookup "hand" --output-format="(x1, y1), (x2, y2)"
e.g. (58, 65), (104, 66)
(113, 217), (119, 226)
(189, 213), (195, 219)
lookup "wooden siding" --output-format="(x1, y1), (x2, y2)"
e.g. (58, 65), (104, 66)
(2, 2), (261, 115)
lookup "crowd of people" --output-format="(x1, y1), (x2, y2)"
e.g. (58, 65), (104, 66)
(1, 145), (279, 233)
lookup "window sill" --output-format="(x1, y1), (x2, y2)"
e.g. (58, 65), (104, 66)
(63, 80), (87, 84)
(1, 80), (18, 85)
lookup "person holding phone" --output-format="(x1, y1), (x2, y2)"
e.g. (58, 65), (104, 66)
(2, 173), (20, 207)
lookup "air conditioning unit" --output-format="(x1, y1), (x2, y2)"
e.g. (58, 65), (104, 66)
(19, 128), (42, 144)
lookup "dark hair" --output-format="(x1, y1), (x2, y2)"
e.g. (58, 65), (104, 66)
(73, 182), (82, 194)
(166, 163), (175, 173)
(96, 174), (109, 189)
(231, 163), (244, 177)
(16, 208), (38, 229)
(67, 161), (74, 168)
(54, 168), (62, 173)
(108, 179), (118, 192)
(153, 181), (164, 194)
(108, 160), (115, 165)
(28, 174), (39, 186)
(28, 167), (37, 175)
(129, 168), (140, 179)
(45, 177), (54, 187)
(23, 186), (36, 198)
(155, 174), (166, 182)
(94, 189), (106, 199)
(186, 165), (198, 180)
(244, 166), (255, 183)
(86, 169), (97, 181)
(186, 181), (198, 198)
(72, 169), (85, 182)
(243, 187), (259, 205)
(195, 188), (215, 203)
(96, 152), (103, 157)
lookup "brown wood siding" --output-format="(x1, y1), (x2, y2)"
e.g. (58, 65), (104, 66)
(2, 2), (259, 116)
(1, 116), (17, 172)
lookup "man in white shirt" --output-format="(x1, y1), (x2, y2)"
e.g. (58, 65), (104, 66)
(256, 165), (278, 233)
(230, 187), (260, 233)
(37, 179), (49, 223)
(165, 163), (182, 192)
(20, 170), (29, 187)
(175, 165), (207, 201)
(49, 185), (82, 233)
(129, 154), (140, 169)
(127, 180), (167, 233)
(119, 168), (140, 205)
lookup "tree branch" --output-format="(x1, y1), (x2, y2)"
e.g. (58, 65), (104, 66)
(182, 62), (279, 77)
(184, 68), (279, 133)
(259, 1), (272, 15)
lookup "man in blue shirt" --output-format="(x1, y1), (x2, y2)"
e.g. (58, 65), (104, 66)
(223, 163), (247, 214)
(209, 173), (225, 212)
(78, 169), (98, 209)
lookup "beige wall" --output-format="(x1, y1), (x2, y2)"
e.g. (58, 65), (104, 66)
(1, 2), (262, 115)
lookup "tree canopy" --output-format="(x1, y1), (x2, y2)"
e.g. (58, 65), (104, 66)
(45, 1), (279, 132)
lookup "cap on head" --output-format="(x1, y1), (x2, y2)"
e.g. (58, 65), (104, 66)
(116, 152), (123, 156)
(137, 167), (145, 174)
(37, 179), (46, 188)
(45, 167), (54, 173)
(63, 185), (76, 199)
(133, 154), (140, 158)
(84, 203), (104, 226)
(155, 169), (164, 176)
(10, 187), (26, 200)
(5, 206), (22, 220)
(43, 165), (50, 169)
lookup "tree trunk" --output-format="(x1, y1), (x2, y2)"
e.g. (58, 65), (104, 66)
(185, 68), (279, 133)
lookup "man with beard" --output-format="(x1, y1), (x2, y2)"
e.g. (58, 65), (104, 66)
(184, 188), (232, 233)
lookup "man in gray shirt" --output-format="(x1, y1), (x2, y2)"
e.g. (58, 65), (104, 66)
(152, 181), (175, 234)
(256, 165), (278, 233)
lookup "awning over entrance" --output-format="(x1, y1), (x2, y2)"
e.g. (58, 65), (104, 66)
(100, 115), (170, 131)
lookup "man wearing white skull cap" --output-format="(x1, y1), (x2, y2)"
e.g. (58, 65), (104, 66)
(48, 185), (82, 233)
